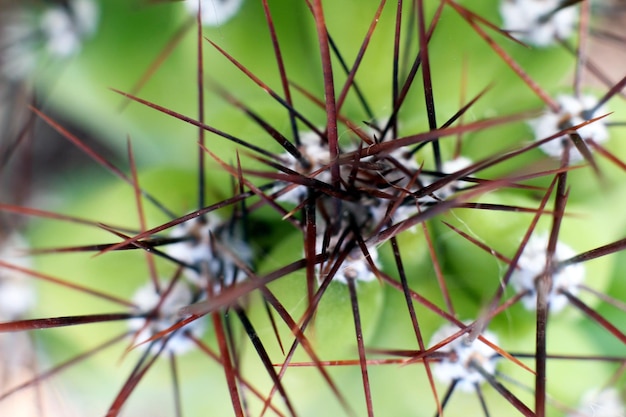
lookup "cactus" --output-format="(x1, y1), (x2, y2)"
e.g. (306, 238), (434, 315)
(2, 0), (626, 416)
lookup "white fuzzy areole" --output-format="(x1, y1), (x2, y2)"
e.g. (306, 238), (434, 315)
(274, 131), (333, 204)
(40, 8), (82, 57)
(185, 0), (244, 27)
(40, 0), (99, 57)
(510, 234), (584, 312)
(568, 388), (625, 417)
(387, 156), (473, 226)
(0, 233), (35, 320)
(275, 130), (471, 283)
(166, 216), (252, 290)
(316, 236), (380, 285)
(429, 323), (500, 392)
(500, 0), (578, 46)
(421, 156), (473, 202)
(128, 281), (205, 355)
(531, 94), (609, 163)
(1, 0), (99, 79)
(273, 131), (385, 284)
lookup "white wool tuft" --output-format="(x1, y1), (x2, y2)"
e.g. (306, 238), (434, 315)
(430, 322), (500, 392)
(500, 0), (578, 47)
(185, 0), (244, 27)
(510, 234), (584, 312)
(530, 94), (609, 163)
(128, 281), (205, 355)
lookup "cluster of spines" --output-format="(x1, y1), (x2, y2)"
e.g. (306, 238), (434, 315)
(1, 1), (626, 417)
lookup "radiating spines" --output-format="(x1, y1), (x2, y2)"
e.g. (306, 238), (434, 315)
(429, 322), (500, 393)
(315, 199), (382, 285)
(128, 279), (206, 355)
(165, 215), (253, 291)
(530, 93), (609, 162)
(419, 156), (473, 204)
(273, 131), (333, 204)
(510, 234), (585, 313)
